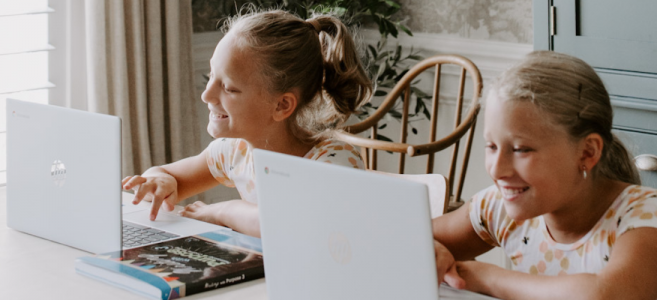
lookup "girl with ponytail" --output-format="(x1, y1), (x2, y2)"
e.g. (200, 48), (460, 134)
(431, 51), (657, 299)
(122, 9), (371, 237)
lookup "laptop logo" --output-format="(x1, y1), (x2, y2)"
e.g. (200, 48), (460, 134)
(51, 160), (67, 187)
(12, 110), (30, 119)
(328, 232), (352, 264)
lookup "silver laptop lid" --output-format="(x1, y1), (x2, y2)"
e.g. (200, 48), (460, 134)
(7, 98), (122, 253)
(254, 149), (439, 300)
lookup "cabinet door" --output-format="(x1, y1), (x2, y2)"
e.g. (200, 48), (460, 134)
(551, 0), (657, 75)
(540, 0), (657, 106)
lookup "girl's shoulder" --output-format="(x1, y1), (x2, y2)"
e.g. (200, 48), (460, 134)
(468, 186), (506, 223)
(612, 185), (657, 213)
(611, 185), (657, 235)
(467, 185), (510, 247)
(206, 138), (253, 166)
(311, 138), (357, 150)
(307, 138), (359, 156)
(619, 185), (657, 202)
(306, 138), (364, 169)
(208, 138), (251, 154)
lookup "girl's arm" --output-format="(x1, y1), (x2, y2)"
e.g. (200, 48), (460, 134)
(458, 227), (657, 300)
(431, 202), (494, 287)
(432, 202), (494, 261)
(150, 148), (220, 200)
(207, 200), (261, 237)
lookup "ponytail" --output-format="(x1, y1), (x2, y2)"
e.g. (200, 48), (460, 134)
(598, 135), (641, 184)
(310, 16), (372, 116)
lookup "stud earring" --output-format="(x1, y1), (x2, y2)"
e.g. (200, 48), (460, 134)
(582, 165), (588, 180)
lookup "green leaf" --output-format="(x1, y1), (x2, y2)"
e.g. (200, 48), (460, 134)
(393, 45), (402, 63)
(378, 123), (388, 130)
(384, 0), (401, 9)
(388, 109), (402, 119)
(376, 61), (387, 78)
(368, 45), (378, 59)
(376, 134), (393, 142)
(415, 96), (424, 114)
(385, 4), (400, 16)
(422, 105), (431, 120)
(411, 127), (418, 135)
(398, 23), (413, 36)
(374, 90), (388, 97)
(334, 7), (348, 16)
(394, 69), (408, 81)
(411, 87), (430, 98)
(377, 51), (390, 61)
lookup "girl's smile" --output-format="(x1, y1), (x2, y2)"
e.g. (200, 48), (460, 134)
(209, 111), (229, 121)
(498, 185), (530, 201)
(483, 92), (583, 221)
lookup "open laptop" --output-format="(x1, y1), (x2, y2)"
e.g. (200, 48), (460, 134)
(6, 98), (226, 254)
(253, 149), (440, 300)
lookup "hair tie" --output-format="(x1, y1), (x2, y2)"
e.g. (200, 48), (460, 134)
(306, 19), (321, 34)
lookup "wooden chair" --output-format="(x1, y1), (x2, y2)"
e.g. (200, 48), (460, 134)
(372, 171), (449, 217)
(335, 54), (482, 210)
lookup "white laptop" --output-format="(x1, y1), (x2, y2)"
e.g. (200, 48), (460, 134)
(6, 98), (226, 254)
(254, 149), (440, 300)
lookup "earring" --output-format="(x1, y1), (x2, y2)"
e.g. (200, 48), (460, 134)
(582, 165), (588, 180)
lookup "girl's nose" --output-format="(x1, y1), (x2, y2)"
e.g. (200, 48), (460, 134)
(201, 89), (211, 104)
(488, 152), (512, 180)
(201, 82), (219, 104)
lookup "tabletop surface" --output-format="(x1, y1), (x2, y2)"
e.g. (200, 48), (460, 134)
(0, 186), (497, 299)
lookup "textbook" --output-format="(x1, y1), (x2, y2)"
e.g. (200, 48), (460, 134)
(75, 229), (264, 300)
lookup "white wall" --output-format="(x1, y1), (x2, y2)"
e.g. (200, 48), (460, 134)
(191, 29), (533, 268)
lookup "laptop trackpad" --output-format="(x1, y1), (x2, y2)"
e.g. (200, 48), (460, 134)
(122, 210), (229, 236)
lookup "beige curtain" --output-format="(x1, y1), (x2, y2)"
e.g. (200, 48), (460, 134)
(84, 0), (201, 186)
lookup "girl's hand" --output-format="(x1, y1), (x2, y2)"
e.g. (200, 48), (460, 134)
(454, 260), (502, 295)
(181, 200), (262, 237)
(434, 240), (466, 289)
(122, 174), (179, 221)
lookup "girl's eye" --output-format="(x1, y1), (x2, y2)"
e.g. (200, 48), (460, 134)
(513, 147), (532, 153)
(485, 144), (497, 151)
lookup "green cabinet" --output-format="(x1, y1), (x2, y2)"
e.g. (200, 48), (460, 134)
(534, 0), (657, 187)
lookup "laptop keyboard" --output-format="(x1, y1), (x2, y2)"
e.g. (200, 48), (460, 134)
(122, 221), (180, 248)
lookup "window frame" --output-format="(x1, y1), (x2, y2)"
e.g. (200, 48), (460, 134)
(0, 0), (77, 187)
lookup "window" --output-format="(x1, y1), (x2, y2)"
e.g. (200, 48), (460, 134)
(0, 0), (54, 186)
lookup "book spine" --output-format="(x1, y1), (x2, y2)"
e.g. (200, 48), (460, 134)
(184, 267), (265, 296)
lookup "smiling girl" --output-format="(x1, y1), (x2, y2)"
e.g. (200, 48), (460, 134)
(121, 10), (371, 237)
(432, 51), (657, 299)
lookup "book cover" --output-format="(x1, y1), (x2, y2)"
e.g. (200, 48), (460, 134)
(75, 229), (264, 300)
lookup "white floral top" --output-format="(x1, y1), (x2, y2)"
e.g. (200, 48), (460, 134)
(469, 185), (657, 275)
(205, 138), (365, 204)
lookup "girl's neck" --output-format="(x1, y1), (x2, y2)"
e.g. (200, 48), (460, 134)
(543, 178), (630, 244)
(248, 130), (315, 158)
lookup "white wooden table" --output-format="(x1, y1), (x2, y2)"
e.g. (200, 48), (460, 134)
(0, 187), (497, 299)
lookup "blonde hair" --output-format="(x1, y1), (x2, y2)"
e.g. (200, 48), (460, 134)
(490, 51), (640, 184)
(222, 9), (372, 143)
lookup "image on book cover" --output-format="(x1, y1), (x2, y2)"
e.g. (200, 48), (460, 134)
(81, 230), (264, 299)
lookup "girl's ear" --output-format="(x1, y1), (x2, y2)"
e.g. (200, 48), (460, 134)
(580, 133), (604, 170)
(272, 92), (298, 122)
